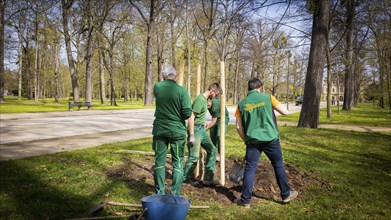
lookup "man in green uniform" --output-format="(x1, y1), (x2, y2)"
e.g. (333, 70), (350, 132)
(183, 83), (221, 186)
(206, 98), (230, 161)
(234, 78), (298, 208)
(152, 64), (192, 195)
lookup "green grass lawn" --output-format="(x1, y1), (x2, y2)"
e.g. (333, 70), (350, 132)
(1, 126), (390, 219)
(0, 96), (152, 113)
(280, 103), (391, 127)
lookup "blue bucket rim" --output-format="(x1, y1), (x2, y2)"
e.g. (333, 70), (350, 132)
(141, 194), (191, 205)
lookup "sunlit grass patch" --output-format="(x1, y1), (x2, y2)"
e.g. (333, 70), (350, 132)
(1, 126), (390, 219)
(0, 96), (153, 113)
(279, 103), (391, 127)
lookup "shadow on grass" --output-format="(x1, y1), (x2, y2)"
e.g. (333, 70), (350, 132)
(0, 160), (92, 219)
(0, 154), (155, 219)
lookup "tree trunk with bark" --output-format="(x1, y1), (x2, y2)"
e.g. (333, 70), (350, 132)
(84, 0), (94, 103)
(0, 0), (4, 102)
(33, 13), (39, 101)
(342, 0), (355, 111)
(61, 0), (80, 101)
(298, 0), (329, 128)
(326, 30), (332, 119)
(98, 38), (106, 105)
(107, 50), (117, 106)
(203, 38), (209, 92)
(17, 23), (23, 100)
(234, 47), (240, 104)
(53, 41), (60, 103)
(143, 0), (156, 106)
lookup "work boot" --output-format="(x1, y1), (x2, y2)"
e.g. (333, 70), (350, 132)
(282, 190), (298, 203)
(203, 179), (220, 186)
(183, 179), (199, 186)
(234, 198), (250, 208)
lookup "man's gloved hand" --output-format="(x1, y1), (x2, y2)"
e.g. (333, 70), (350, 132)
(189, 134), (195, 145)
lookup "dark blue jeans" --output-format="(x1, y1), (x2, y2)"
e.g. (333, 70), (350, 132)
(240, 139), (291, 204)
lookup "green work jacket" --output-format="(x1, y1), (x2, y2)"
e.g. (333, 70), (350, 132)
(238, 90), (279, 144)
(192, 94), (208, 125)
(152, 79), (192, 138)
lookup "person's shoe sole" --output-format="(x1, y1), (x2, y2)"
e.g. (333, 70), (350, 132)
(282, 190), (298, 203)
(234, 198), (250, 208)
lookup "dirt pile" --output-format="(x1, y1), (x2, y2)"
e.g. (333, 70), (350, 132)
(105, 156), (328, 207)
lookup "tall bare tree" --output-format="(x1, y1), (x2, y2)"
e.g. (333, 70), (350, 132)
(61, 0), (80, 101)
(130, 0), (163, 106)
(298, 0), (329, 128)
(0, 0), (5, 102)
(366, 0), (391, 109)
(84, 0), (95, 104)
(194, 0), (218, 91)
(342, 0), (356, 111)
(32, 4), (40, 101)
(99, 2), (127, 106)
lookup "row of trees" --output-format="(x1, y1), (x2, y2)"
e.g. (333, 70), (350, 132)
(298, 0), (390, 127)
(1, 0), (390, 127)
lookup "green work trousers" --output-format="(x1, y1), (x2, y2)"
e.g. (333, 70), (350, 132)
(183, 125), (217, 181)
(210, 123), (226, 154)
(153, 135), (186, 195)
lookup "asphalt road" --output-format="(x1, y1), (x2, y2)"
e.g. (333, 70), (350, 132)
(0, 102), (305, 161)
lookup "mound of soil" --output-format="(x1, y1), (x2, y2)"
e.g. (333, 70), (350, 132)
(105, 155), (328, 207)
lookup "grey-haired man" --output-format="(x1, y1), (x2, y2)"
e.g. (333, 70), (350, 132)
(152, 64), (192, 195)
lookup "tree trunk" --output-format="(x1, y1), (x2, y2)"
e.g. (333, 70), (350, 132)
(84, 0), (94, 103)
(170, 21), (176, 69)
(342, 0), (355, 111)
(336, 70), (341, 114)
(387, 52), (391, 109)
(271, 52), (279, 96)
(123, 70), (128, 102)
(143, 0), (155, 106)
(108, 51), (117, 106)
(54, 41), (60, 103)
(98, 39), (106, 105)
(298, 0), (329, 128)
(18, 25), (23, 101)
(157, 23), (164, 82)
(61, 0), (80, 101)
(0, 0), (4, 102)
(34, 15), (39, 102)
(203, 38), (209, 92)
(234, 48), (240, 104)
(186, 0), (191, 95)
(353, 56), (360, 106)
(326, 29), (332, 119)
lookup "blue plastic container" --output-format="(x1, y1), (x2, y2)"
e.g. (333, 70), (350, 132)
(141, 194), (191, 220)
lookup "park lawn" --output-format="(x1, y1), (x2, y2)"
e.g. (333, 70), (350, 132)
(279, 102), (391, 127)
(0, 126), (390, 219)
(0, 96), (152, 113)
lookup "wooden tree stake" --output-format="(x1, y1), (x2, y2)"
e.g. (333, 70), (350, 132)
(196, 63), (201, 95)
(177, 60), (185, 86)
(220, 61), (226, 186)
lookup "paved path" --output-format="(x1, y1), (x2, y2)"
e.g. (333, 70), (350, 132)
(1, 102), (389, 161)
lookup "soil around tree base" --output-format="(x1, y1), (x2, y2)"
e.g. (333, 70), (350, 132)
(105, 156), (329, 207)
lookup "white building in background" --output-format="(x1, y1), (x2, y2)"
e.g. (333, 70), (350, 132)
(322, 82), (344, 105)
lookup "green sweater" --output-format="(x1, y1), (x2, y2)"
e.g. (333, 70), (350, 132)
(152, 79), (192, 138)
(238, 90), (279, 144)
(208, 98), (230, 125)
(192, 94), (208, 125)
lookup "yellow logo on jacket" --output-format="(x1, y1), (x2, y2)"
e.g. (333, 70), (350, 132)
(244, 102), (265, 112)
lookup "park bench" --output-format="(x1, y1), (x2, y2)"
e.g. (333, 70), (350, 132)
(68, 101), (92, 111)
